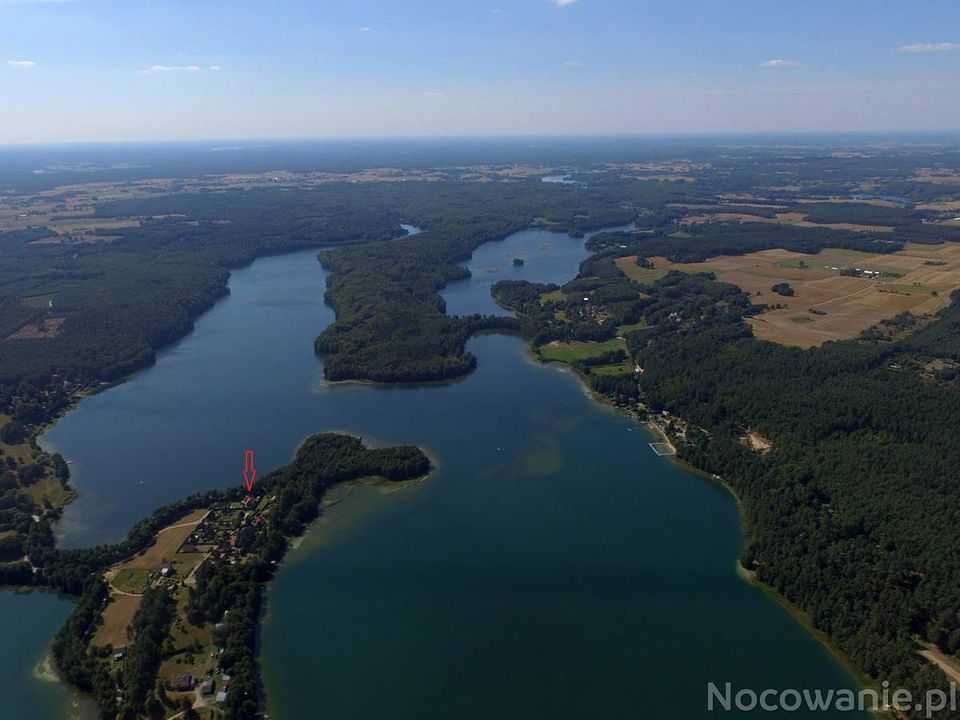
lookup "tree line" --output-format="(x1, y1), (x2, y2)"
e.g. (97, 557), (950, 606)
(502, 236), (960, 718)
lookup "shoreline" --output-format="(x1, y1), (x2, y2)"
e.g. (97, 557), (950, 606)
(650, 428), (889, 717)
(40, 434), (434, 720)
(13, 219), (887, 719)
(33, 635), (100, 720)
(533, 345), (884, 711)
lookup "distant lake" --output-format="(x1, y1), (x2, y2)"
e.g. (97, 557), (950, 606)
(20, 226), (865, 719)
(441, 225), (630, 316)
(541, 174), (581, 185)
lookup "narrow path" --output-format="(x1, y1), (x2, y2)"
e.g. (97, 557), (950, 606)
(919, 644), (960, 685)
(108, 585), (143, 598)
(156, 511), (210, 535)
(808, 280), (875, 309)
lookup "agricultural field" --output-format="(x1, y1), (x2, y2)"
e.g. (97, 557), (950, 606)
(6, 316), (66, 340)
(918, 199), (960, 212)
(618, 243), (960, 347)
(94, 509), (209, 649)
(117, 509), (208, 574)
(93, 593), (142, 649)
(678, 210), (895, 234)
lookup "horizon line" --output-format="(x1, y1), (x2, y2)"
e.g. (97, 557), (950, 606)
(2, 129), (960, 150)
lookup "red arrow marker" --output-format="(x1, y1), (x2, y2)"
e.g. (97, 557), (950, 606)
(242, 449), (257, 494)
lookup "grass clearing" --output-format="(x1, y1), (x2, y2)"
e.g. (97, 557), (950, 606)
(111, 567), (151, 594)
(119, 508), (207, 571)
(157, 594), (217, 692)
(614, 257), (669, 283)
(92, 594), (141, 649)
(616, 320), (648, 335)
(539, 289), (565, 304)
(591, 361), (634, 376)
(93, 509), (209, 651)
(539, 338), (626, 363)
(23, 473), (74, 509)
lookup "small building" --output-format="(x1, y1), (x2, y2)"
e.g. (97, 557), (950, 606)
(216, 690), (228, 704)
(199, 679), (215, 696)
(172, 674), (195, 692)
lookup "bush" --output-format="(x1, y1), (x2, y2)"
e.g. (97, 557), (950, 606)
(17, 463), (44, 486)
(771, 282), (795, 297)
(0, 535), (24, 562)
(0, 421), (26, 445)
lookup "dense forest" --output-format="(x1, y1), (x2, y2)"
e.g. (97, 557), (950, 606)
(3, 148), (960, 717)
(312, 181), (662, 381)
(0, 177), (681, 425)
(499, 235), (960, 718)
(0, 151), (955, 416)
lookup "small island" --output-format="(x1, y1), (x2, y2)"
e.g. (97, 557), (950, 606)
(513, 257), (525, 267)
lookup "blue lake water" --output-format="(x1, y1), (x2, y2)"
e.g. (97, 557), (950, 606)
(0, 591), (77, 720)
(17, 226), (866, 718)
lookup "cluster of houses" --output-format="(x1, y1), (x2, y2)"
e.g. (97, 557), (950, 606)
(827, 264), (883, 279)
(172, 669), (231, 705)
(106, 495), (278, 716)
(569, 295), (611, 326)
(182, 494), (275, 567)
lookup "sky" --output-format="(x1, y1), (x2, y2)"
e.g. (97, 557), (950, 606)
(2, 0), (960, 144)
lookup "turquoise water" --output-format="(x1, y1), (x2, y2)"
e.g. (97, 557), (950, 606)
(20, 227), (865, 718)
(0, 591), (76, 720)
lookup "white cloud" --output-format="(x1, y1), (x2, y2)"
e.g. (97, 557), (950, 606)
(360, 26), (372, 32)
(760, 58), (799, 68)
(208, 65), (221, 71)
(551, 0), (578, 7)
(423, 90), (444, 98)
(7, 59), (36, 68)
(563, 60), (583, 67)
(897, 42), (959, 54)
(145, 65), (201, 73)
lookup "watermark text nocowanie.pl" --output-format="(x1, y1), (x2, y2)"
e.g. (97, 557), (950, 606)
(707, 681), (960, 718)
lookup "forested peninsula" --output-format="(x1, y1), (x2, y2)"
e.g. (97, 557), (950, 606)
(30, 433), (429, 720)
